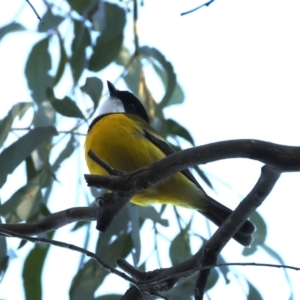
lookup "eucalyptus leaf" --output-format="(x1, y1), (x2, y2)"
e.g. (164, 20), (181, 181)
(80, 77), (103, 112)
(0, 102), (33, 148)
(247, 280), (263, 300)
(140, 46), (176, 108)
(23, 234), (53, 300)
(115, 45), (140, 95)
(25, 37), (53, 104)
(127, 205), (141, 266)
(0, 126), (57, 188)
(0, 218), (8, 281)
(47, 89), (85, 119)
(166, 118), (195, 146)
(52, 134), (76, 171)
(37, 9), (64, 32)
(53, 34), (67, 86)
(70, 259), (107, 300)
(1, 169), (52, 223)
(70, 20), (91, 84)
(0, 22), (25, 42)
(169, 222), (191, 266)
(138, 206), (169, 227)
(67, 0), (97, 16)
(89, 2), (126, 71)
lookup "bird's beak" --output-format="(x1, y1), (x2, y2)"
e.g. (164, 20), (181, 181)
(107, 81), (118, 97)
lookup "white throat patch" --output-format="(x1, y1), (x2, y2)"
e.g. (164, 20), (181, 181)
(98, 97), (125, 115)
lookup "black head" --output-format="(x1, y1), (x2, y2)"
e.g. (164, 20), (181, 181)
(107, 81), (150, 123)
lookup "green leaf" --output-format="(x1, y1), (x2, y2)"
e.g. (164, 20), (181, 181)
(25, 155), (38, 182)
(247, 280), (263, 300)
(193, 166), (213, 189)
(71, 221), (89, 231)
(216, 255), (230, 284)
(70, 20), (91, 84)
(52, 134), (76, 171)
(80, 77), (103, 112)
(89, 2), (126, 71)
(70, 259), (107, 300)
(127, 205), (141, 266)
(0, 102), (33, 148)
(1, 170), (52, 223)
(0, 126), (57, 188)
(169, 222), (191, 266)
(25, 37), (53, 104)
(0, 218), (8, 281)
(138, 206), (169, 227)
(37, 9), (64, 32)
(67, 0), (97, 16)
(164, 275), (196, 300)
(242, 211), (267, 256)
(47, 89), (85, 119)
(33, 102), (56, 127)
(0, 22), (25, 42)
(95, 295), (123, 300)
(115, 45), (140, 95)
(23, 236), (53, 300)
(206, 268), (220, 291)
(53, 34), (67, 86)
(140, 46), (176, 108)
(95, 208), (130, 257)
(261, 244), (293, 294)
(166, 118), (195, 146)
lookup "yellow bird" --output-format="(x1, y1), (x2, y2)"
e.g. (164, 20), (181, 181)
(85, 81), (255, 246)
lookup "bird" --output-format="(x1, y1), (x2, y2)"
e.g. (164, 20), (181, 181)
(85, 81), (255, 246)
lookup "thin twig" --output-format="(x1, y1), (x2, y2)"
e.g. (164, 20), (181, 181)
(0, 227), (139, 287)
(26, 0), (44, 23)
(181, 0), (215, 16)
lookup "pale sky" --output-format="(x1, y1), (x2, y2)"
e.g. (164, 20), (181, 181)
(1, 0), (300, 299)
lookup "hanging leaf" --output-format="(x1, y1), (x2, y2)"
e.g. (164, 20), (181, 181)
(140, 46), (176, 108)
(169, 222), (191, 266)
(0, 217), (8, 281)
(80, 77), (103, 112)
(70, 20), (91, 84)
(0, 102), (33, 148)
(89, 2), (126, 71)
(52, 134), (76, 171)
(138, 206), (169, 227)
(115, 45), (140, 95)
(23, 233), (53, 300)
(0, 126), (57, 188)
(247, 280), (263, 300)
(37, 9), (64, 32)
(242, 211), (267, 256)
(0, 22), (26, 42)
(193, 166), (213, 189)
(1, 169), (52, 223)
(166, 118), (195, 146)
(127, 205), (141, 266)
(25, 155), (38, 182)
(34, 102), (56, 128)
(67, 0), (97, 16)
(150, 55), (185, 107)
(69, 259), (108, 300)
(25, 37), (53, 104)
(47, 88), (85, 119)
(95, 295), (123, 300)
(53, 34), (67, 86)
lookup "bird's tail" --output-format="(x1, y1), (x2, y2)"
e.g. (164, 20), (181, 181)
(199, 196), (256, 246)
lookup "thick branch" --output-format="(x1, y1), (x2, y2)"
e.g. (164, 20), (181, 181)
(0, 207), (98, 236)
(115, 165), (281, 299)
(85, 139), (300, 192)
